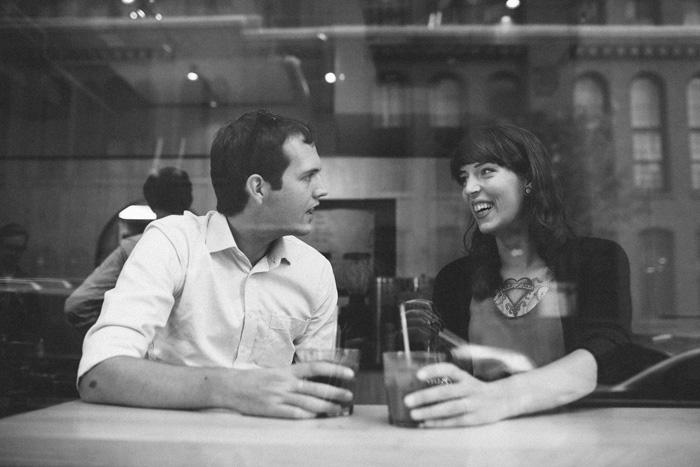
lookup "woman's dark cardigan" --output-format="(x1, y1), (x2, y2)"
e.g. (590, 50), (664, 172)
(433, 237), (636, 384)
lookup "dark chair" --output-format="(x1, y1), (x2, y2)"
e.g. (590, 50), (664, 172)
(609, 347), (700, 401)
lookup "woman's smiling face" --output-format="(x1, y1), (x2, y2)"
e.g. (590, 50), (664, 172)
(459, 162), (529, 237)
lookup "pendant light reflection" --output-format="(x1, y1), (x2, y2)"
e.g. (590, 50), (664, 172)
(187, 67), (199, 81)
(118, 205), (156, 221)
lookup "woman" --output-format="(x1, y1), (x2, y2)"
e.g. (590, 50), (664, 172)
(404, 123), (632, 427)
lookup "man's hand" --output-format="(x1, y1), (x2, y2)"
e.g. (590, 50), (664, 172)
(220, 362), (355, 419)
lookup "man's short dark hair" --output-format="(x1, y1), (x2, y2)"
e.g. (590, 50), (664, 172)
(210, 110), (314, 216)
(143, 167), (193, 215)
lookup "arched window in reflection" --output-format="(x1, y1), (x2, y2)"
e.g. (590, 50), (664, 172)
(573, 0), (605, 24)
(683, 0), (700, 24)
(624, 0), (661, 25)
(428, 75), (462, 128)
(630, 76), (666, 191)
(486, 72), (524, 122)
(639, 228), (676, 317)
(574, 74), (608, 128)
(373, 73), (409, 128)
(686, 77), (700, 190)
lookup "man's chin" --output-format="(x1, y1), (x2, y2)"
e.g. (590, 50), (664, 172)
(289, 225), (313, 237)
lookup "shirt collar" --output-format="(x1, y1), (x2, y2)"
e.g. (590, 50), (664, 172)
(205, 211), (237, 254)
(205, 211), (292, 267)
(266, 236), (291, 268)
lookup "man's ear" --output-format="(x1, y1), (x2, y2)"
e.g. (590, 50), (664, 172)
(245, 174), (268, 206)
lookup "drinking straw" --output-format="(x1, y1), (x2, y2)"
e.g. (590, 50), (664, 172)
(438, 329), (469, 347)
(399, 302), (412, 363)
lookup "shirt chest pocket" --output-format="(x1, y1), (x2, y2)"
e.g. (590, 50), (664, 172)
(253, 314), (310, 367)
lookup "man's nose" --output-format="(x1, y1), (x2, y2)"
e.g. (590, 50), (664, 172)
(314, 175), (328, 198)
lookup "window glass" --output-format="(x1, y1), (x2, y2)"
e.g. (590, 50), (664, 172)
(640, 229), (676, 317)
(1, 0), (699, 411)
(373, 77), (409, 128)
(687, 77), (700, 190)
(630, 77), (666, 190)
(574, 75), (607, 118)
(429, 77), (462, 128)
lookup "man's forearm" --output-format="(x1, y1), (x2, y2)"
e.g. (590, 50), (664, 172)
(78, 356), (220, 410)
(78, 355), (356, 419)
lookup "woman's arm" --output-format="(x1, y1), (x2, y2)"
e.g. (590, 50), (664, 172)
(404, 348), (597, 427)
(568, 238), (632, 383)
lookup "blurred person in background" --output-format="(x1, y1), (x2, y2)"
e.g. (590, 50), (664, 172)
(64, 167), (193, 338)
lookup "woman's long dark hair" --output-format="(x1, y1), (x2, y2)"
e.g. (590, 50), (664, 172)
(449, 124), (574, 299)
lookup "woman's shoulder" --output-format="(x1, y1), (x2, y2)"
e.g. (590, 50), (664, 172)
(563, 236), (627, 258)
(555, 236), (630, 277)
(435, 255), (475, 283)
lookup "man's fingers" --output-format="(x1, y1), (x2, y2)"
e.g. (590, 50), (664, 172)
(291, 361), (354, 380)
(283, 392), (350, 417)
(290, 362), (354, 405)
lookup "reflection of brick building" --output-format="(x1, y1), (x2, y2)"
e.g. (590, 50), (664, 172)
(1, 0), (699, 337)
(322, 1), (700, 336)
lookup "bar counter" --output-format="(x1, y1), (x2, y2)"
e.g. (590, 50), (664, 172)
(1, 401), (699, 466)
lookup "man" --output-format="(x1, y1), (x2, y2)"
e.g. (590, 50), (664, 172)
(64, 166), (194, 338)
(78, 110), (352, 419)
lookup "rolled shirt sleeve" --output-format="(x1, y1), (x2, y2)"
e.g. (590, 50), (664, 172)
(78, 227), (184, 380)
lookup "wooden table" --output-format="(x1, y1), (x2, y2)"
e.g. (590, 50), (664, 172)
(1, 401), (699, 466)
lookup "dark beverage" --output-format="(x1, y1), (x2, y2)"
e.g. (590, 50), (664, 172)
(382, 351), (446, 427)
(296, 348), (361, 417)
(384, 368), (428, 427)
(307, 374), (357, 415)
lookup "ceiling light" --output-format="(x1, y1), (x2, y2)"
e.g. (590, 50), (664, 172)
(506, 0), (520, 8)
(187, 68), (199, 81)
(325, 72), (337, 84)
(122, 0), (135, 4)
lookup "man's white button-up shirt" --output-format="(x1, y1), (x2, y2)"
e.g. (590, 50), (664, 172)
(78, 211), (338, 380)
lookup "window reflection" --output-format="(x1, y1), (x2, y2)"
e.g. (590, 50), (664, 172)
(640, 229), (676, 317)
(687, 77), (700, 190)
(428, 76), (462, 128)
(630, 76), (666, 191)
(574, 74), (608, 122)
(374, 74), (409, 128)
(1, 0), (700, 414)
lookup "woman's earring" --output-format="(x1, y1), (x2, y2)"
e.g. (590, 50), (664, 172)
(524, 186), (532, 195)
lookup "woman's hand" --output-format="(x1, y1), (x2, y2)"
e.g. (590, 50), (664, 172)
(403, 349), (598, 428)
(403, 363), (516, 427)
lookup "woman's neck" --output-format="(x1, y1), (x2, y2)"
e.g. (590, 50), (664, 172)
(495, 234), (545, 276)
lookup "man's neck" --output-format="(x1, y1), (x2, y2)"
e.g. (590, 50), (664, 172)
(224, 213), (276, 266)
